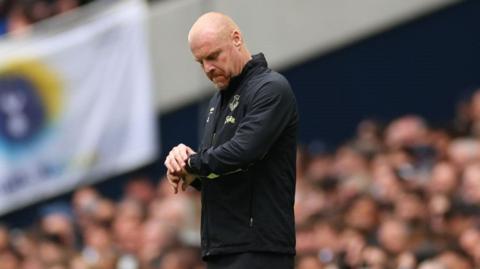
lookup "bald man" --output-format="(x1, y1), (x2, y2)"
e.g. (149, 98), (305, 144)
(164, 12), (298, 268)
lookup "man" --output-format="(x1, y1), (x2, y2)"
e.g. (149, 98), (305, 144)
(164, 12), (298, 269)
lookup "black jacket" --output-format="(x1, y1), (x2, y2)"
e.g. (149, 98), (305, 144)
(186, 53), (298, 258)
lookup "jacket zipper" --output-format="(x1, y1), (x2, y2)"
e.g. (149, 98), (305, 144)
(249, 171), (254, 228)
(211, 133), (216, 147)
(203, 183), (211, 255)
(205, 96), (221, 255)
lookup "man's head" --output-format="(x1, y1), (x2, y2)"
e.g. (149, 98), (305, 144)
(188, 12), (251, 90)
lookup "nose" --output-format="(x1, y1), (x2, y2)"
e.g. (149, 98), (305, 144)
(203, 60), (215, 74)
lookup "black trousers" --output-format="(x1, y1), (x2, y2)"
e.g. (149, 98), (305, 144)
(205, 252), (294, 269)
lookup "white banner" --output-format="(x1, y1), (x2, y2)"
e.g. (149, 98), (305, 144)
(0, 0), (156, 215)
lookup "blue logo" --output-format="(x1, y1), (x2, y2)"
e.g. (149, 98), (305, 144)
(0, 60), (62, 158)
(0, 75), (46, 144)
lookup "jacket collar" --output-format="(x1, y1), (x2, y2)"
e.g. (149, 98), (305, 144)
(224, 53), (268, 93)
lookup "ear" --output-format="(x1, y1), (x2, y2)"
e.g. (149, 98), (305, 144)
(231, 30), (242, 48)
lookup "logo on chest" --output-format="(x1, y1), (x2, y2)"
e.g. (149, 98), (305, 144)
(229, 95), (240, 112)
(225, 95), (240, 125)
(224, 115), (235, 125)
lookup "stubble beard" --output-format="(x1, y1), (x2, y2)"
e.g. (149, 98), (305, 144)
(212, 76), (229, 90)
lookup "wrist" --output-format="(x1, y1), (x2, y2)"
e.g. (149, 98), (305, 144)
(185, 155), (195, 173)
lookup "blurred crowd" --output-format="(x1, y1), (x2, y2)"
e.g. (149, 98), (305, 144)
(294, 89), (480, 269)
(0, 177), (205, 269)
(0, 0), (92, 35)
(3, 89), (480, 269)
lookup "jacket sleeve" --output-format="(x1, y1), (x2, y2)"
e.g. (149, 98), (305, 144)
(186, 78), (296, 177)
(190, 178), (202, 191)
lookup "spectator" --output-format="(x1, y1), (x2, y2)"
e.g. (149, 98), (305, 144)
(377, 217), (411, 255)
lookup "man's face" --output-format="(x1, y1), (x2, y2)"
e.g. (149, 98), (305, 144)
(190, 32), (237, 90)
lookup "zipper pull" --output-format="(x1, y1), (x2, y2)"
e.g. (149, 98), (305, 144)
(211, 133), (216, 146)
(249, 217), (253, 227)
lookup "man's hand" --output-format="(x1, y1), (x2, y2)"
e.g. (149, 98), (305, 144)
(181, 173), (197, 191)
(166, 169), (196, 194)
(166, 169), (181, 194)
(164, 143), (196, 193)
(164, 143), (195, 173)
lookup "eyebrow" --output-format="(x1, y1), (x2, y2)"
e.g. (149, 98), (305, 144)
(206, 50), (221, 60)
(197, 49), (220, 62)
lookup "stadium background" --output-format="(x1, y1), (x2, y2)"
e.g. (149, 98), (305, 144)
(1, 0), (480, 268)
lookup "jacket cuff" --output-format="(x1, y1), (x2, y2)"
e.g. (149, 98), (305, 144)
(190, 178), (202, 191)
(186, 154), (202, 175)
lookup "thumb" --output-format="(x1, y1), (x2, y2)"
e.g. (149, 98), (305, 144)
(186, 147), (196, 155)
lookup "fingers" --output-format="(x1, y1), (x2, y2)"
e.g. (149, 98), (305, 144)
(186, 146), (196, 156)
(173, 148), (186, 171)
(164, 158), (173, 172)
(168, 178), (178, 194)
(164, 144), (195, 174)
(169, 155), (182, 173)
(166, 170), (180, 183)
(166, 171), (180, 194)
(177, 144), (190, 161)
(165, 151), (183, 173)
(168, 179), (178, 194)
